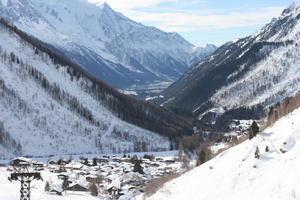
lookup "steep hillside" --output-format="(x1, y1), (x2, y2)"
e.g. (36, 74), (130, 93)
(0, 18), (193, 159)
(0, 0), (216, 93)
(147, 107), (300, 200)
(162, 1), (300, 120)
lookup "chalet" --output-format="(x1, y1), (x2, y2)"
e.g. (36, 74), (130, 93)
(79, 158), (90, 166)
(68, 183), (88, 192)
(49, 160), (57, 165)
(49, 165), (60, 173)
(98, 184), (108, 192)
(126, 180), (145, 187)
(104, 178), (113, 184)
(32, 161), (44, 167)
(139, 188), (145, 193)
(128, 186), (138, 191)
(57, 159), (68, 165)
(6, 167), (13, 172)
(82, 165), (94, 174)
(96, 158), (109, 163)
(49, 189), (62, 196)
(107, 186), (122, 197)
(65, 162), (83, 171)
(49, 184), (63, 196)
(76, 171), (88, 176)
(57, 174), (69, 180)
(9, 157), (32, 166)
(86, 175), (98, 184)
(58, 165), (67, 173)
(113, 169), (121, 174)
(34, 166), (44, 171)
(122, 184), (138, 192)
(165, 167), (173, 171)
(123, 169), (130, 173)
(165, 159), (175, 164)
(120, 158), (131, 163)
(112, 158), (121, 163)
(149, 163), (160, 167)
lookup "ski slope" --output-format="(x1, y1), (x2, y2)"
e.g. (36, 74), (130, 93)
(147, 108), (300, 200)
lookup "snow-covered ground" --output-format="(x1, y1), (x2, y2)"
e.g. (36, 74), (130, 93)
(211, 2), (300, 110)
(0, 19), (170, 158)
(0, 167), (99, 200)
(146, 107), (300, 200)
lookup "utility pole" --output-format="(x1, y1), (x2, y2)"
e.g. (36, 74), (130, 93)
(8, 158), (43, 200)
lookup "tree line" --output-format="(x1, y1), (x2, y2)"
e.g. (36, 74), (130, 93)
(267, 93), (300, 126)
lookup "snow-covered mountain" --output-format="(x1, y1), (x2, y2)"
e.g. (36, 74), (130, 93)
(0, 18), (193, 159)
(0, 0), (216, 93)
(147, 106), (300, 200)
(162, 1), (300, 120)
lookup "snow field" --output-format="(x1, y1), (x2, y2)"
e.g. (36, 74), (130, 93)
(147, 107), (300, 200)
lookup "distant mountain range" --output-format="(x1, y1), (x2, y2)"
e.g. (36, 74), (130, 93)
(161, 1), (300, 129)
(0, 0), (216, 95)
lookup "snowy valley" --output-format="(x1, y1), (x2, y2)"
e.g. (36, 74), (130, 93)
(0, 19), (192, 159)
(1, 98), (300, 200)
(0, 0), (216, 94)
(1, 0), (300, 199)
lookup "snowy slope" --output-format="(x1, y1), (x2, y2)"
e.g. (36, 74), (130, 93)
(147, 107), (300, 200)
(0, 0), (216, 92)
(211, 2), (300, 109)
(0, 19), (175, 159)
(162, 1), (300, 119)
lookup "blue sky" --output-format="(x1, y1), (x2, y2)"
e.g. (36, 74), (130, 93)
(91, 0), (295, 46)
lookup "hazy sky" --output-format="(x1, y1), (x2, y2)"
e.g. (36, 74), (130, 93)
(90, 0), (295, 46)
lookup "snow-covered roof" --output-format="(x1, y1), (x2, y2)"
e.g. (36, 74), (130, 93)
(107, 179), (121, 190)
(50, 184), (63, 193)
(11, 157), (32, 163)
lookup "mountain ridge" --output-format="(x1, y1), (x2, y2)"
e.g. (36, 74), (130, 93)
(0, 17), (193, 159)
(161, 2), (300, 125)
(0, 0), (216, 94)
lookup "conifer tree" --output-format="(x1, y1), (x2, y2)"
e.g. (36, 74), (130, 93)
(255, 147), (260, 159)
(249, 121), (259, 140)
(62, 177), (69, 193)
(197, 150), (206, 166)
(89, 183), (98, 196)
(44, 181), (50, 192)
(131, 158), (144, 174)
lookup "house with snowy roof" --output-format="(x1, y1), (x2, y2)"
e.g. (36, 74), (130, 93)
(68, 183), (88, 192)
